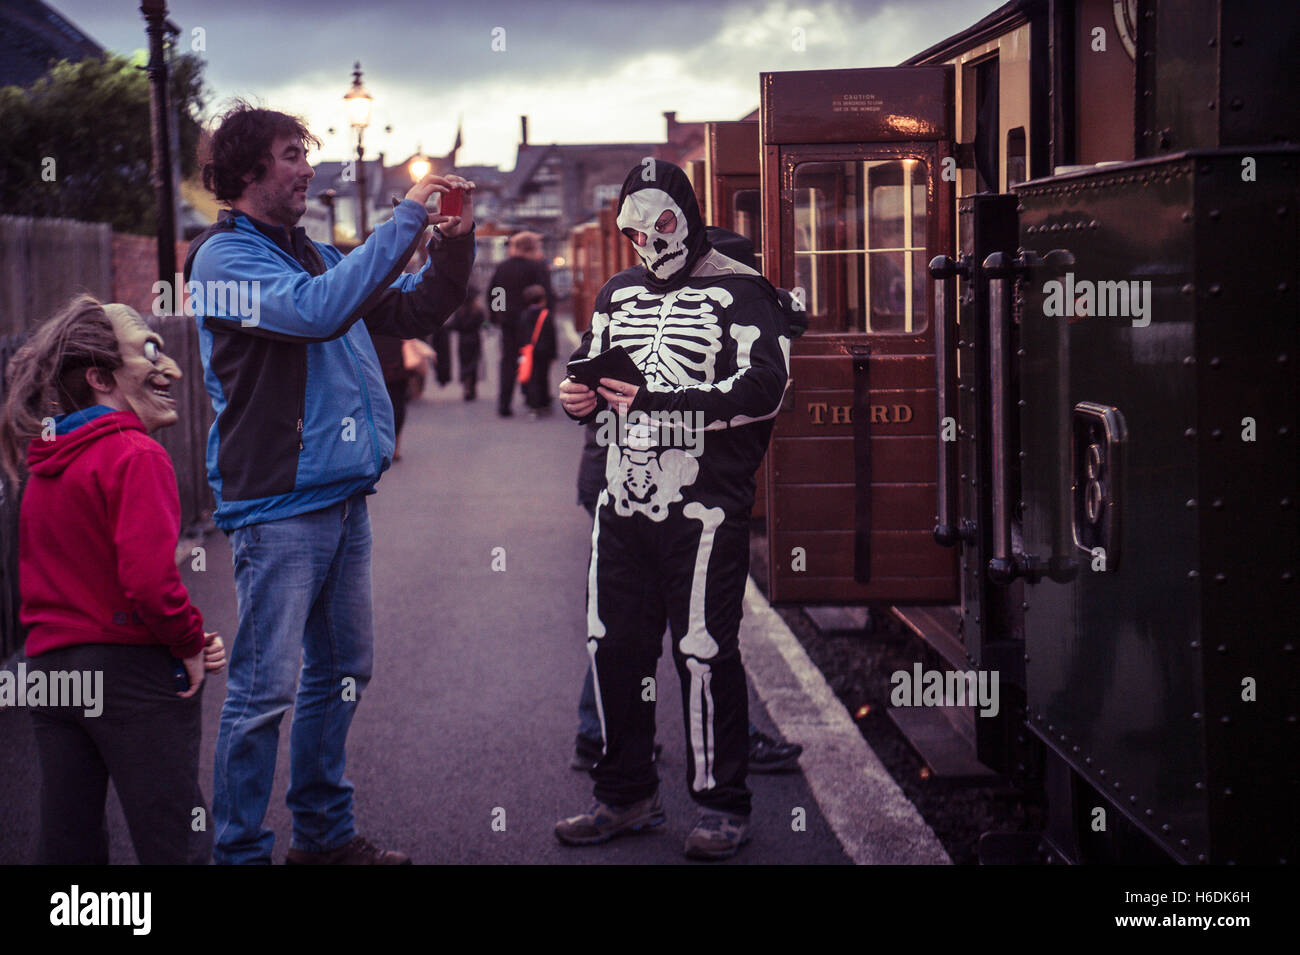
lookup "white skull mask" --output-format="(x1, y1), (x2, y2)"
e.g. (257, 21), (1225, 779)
(617, 188), (689, 282)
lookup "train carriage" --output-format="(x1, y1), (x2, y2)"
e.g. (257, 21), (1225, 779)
(756, 0), (1297, 863)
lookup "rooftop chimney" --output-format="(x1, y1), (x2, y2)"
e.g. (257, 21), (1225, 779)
(663, 110), (677, 131)
(520, 115), (529, 146)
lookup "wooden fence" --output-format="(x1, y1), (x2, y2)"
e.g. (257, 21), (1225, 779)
(0, 217), (213, 660)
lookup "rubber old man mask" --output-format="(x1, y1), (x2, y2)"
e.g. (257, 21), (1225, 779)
(616, 159), (711, 290)
(101, 303), (183, 434)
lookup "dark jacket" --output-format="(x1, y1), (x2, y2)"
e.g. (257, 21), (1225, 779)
(487, 256), (553, 338)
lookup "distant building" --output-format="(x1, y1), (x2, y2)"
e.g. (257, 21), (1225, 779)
(498, 111), (708, 262)
(0, 0), (102, 88)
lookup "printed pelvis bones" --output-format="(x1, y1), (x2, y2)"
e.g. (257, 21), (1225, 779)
(608, 444), (699, 521)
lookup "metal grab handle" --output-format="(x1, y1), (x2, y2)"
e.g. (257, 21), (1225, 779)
(983, 251), (1016, 583)
(928, 254), (968, 547)
(983, 248), (1077, 585)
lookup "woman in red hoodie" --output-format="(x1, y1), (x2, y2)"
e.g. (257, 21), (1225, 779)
(0, 295), (224, 864)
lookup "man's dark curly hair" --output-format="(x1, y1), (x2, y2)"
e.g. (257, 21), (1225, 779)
(201, 101), (321, 202)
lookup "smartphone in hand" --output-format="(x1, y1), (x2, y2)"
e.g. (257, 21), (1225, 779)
(441, 188), (463, 218)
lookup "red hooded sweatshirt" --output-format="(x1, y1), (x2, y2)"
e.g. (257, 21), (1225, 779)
(20, 408), (205, 659)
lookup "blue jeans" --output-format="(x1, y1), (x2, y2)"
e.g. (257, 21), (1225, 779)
(213, 494), (374, 864)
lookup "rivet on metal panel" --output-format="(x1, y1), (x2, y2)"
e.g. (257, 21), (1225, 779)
(1047, 724), (1055, 732)
(1212, 499), (1223, 509)
(1181, 211), (1193, 223)
(1098, 768), (1106, 776)
(1161, 823), (1171, 833)
(1180, 838), (1190, 848)
(1182, 355), (1195, 365)
(1211, 429), (1223, 439)
(1224, 788), (1233, 796)
(1220, 716), (1231, 724)
(1190, 640), (1200, 648)
(1188, 570), (1200, 579)
(1209, 283), (1222, 295)
(1146, 808), (1154, 816)
(1129, 795), (1137, 804)
(1209, 209), (1221, 221)
(1021, 603), (1029, 611)
(1184, 428), (1196, 438)
(1084, 757), (1092, 765)
(1197, 854), (1207, 863)
(1278, 206), (1289, 217)
(1073, 746), (1080, 754)
(1024, 654), (1031, 662)
(1209, 356), (1221, 368)
(1113, 781), (1121, 790)
(1195, 781), (1204, 790)
(1185, 499), (1197, 508)
(1089, 220), (1099, 230)
(1230, 34), (1242, 46)
(1193, 712), (1202, 720)
(1214, 573), (1226, 583)
(1283, 571), (1294, 582)
(1284, 642), (1294, 651)
(1217, 644), (1227, 653)
(1016, 348), (1025, 357)
(1282, 497), (1292, 508)
(1280, 426), (1290, 436)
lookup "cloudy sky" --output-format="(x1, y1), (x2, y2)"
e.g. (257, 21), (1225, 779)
(54, 0), (1001, 170)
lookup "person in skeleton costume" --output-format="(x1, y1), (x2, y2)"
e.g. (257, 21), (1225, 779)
(555, 160), (789, 859)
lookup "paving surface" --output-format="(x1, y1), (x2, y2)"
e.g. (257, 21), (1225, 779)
(0, 326), (952, 865)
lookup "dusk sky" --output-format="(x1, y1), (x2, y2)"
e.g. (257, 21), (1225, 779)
(53, 0), (1001, 170)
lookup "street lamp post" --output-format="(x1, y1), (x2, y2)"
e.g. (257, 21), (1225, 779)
(140, 0), (176, 284)
(344, 62), (373, 239)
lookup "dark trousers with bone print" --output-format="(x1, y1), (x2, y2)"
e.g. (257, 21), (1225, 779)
(584, 494), (752, 817)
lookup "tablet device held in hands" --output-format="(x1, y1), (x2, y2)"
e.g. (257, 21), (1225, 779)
(566, 346), (646, 391)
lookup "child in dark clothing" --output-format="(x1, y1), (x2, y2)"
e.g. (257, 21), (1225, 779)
(447, 284), (486, 401)
(516, 283), (555, 415)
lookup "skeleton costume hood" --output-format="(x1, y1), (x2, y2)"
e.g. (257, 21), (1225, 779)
(616, 160), (711, 291)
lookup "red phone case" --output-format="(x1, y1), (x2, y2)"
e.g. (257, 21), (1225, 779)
(441, 189), (463, 218)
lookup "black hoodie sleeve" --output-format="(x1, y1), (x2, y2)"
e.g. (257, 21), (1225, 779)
(362, 228), (476, 339)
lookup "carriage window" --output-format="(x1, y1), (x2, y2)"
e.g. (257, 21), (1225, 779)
(731, 188), (764, 271)
(792, 159), (928, 334)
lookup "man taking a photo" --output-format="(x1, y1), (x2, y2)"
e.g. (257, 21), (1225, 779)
(186, 103), (474, 865)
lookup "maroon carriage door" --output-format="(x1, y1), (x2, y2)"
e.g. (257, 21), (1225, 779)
(760, 67), (957, 604)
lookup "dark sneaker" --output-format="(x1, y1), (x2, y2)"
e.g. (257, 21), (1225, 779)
(749, 728), (803, 774)
(554, 791), (665, 846)
(683, 811), (751, 860)
(285, 835), (411, 865)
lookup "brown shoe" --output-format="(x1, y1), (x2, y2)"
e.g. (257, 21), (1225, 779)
(285, 835), (411, 865)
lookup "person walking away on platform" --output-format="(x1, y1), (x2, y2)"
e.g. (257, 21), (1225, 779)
(516, 283), (556, 416)
(0, 296), (226, 864)
(555, 159), (789, 860)
(186, 103), (475, 864)
(373, 239), (438, 461)
(487, 231), (552, 417)
(447, 284), (486, 401)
